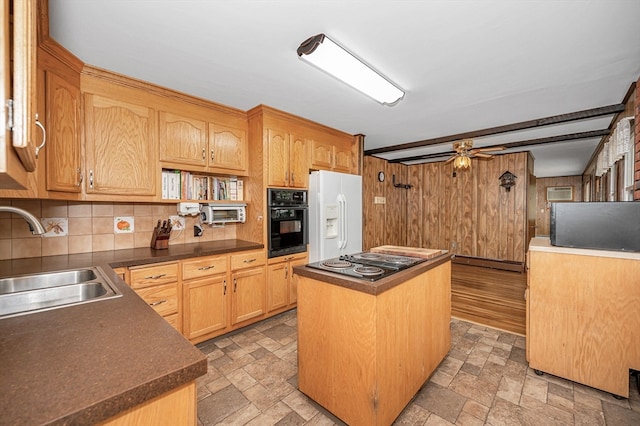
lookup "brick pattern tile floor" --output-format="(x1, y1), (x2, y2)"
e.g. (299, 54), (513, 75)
(195, 310), (640, 425)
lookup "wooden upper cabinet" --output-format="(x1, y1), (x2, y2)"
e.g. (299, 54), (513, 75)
(289, 133), (309, 188)
(311, 134), (354, 173)
(209, 123), (248, 175)
(266, 127), (309, 188)
(83, 93), (157, 196)
(267, 127), (289, 187)
(159, 109), (248, 176)
(45, 70), (81, 192)
(159, 111), (207, 167)
(0, 0), (37, 190)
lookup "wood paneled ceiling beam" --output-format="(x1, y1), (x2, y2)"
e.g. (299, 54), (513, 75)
(388, 129), (611, 163)
(364, 104), (625, 156)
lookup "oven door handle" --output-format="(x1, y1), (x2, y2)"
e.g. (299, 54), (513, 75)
(338, 193), (347, 249)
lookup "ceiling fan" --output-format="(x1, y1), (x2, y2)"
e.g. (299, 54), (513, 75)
(444, 139), (505, 169)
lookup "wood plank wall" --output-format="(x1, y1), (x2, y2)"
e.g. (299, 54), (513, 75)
(364, 152), (532, 264)
(535, 175), (583, 236)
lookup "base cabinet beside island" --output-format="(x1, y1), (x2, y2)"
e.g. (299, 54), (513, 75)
(295, 253), (451, 426)
(527, 237), (640, 398)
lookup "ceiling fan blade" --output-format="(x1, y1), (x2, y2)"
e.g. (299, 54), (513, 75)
(444, 155), (456, 164)
(471, 146), (506, 154)
(473, 152), (494, 158)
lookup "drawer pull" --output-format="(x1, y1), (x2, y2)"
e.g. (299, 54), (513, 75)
(145, 274), (167, 280)
(149, 300), (167, 307)
(198, 265), (216, 271)
(223, 280), (227, 295)
(243, 258), (256, 264)
(233, 278), (237, 292)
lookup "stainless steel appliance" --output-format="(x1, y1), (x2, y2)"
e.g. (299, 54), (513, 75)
(550, 201), (640, 252)
(305, 252), (426, 281)
(267, 189), (309, 258)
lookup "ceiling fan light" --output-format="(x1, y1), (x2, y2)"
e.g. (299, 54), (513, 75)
(297, 33), (404, 106)
(453, 155), (471, 169)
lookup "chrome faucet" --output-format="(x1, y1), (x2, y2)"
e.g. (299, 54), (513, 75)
(0, 206), (46, 235)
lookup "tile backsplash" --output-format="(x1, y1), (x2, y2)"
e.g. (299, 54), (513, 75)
(0, 199), (236, 260)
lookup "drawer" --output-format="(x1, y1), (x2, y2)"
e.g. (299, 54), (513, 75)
(230, 250), (266, 270)
(135, 283), (179, 316)
(182, 255), (228, 280)
(130, 262), (179, 289)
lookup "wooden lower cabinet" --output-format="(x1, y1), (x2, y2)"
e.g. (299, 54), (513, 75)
(123, 249), (294, 344)
(229, 250), (267, 326)
(527, 238), (640, 398)
(231, 265), (266, 325)
(99, 382), (196, 426)
(182, 255), (228, 344)
(267, 252), (307, 311)
(127, 262), (181, 333)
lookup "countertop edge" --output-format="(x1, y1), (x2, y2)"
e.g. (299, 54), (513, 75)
(57, 358), (208, 426)
(529, 237), (640, 260)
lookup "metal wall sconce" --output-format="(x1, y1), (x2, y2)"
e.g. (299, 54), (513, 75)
(499, 171), (517, 192)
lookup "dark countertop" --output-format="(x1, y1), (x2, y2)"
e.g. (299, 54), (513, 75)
(293, 252), (452, 295)
(0, 239), (263, 425)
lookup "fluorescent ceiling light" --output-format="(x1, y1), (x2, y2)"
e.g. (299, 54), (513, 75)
(297, 34), (404, 106)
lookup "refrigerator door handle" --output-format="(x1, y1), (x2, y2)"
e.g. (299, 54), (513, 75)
(338, 194), (347, 249)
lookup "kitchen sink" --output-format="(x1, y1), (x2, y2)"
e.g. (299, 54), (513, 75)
(0, 268), (98, 294)
(0, 267), (122, 319)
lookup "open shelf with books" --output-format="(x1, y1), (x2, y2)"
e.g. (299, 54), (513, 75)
(161, 169), (244, 202)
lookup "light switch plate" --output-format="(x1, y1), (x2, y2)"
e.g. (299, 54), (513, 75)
(374, 196), (386, 204)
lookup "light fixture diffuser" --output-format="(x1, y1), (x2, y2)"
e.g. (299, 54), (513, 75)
(297, 34), (404, 106)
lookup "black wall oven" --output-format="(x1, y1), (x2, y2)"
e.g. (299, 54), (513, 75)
(267, 189), (309, 258)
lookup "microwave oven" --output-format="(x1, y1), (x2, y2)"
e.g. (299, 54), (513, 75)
(200, 203), (246, 224)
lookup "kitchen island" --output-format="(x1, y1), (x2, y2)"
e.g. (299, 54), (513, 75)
(0, 239), (262, 425)
(294, 249), (452, 426)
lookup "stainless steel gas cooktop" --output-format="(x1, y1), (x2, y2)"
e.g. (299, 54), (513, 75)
(305, 252), (427, 281)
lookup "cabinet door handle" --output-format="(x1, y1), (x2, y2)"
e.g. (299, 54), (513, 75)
(89, 170), (94, 189)
(145, 273), (167, 280)
(291, 172), (295, 183)
(285, 268), (288, 280)
(198, 265), (216, 271)
(149, 299), (167, 306)
(223, 279), (227, 295)
(202, 148), (206, 161)
(233, 278), (237, 292)
(34, 113), (46, 158)
(243, 258), (256, 264)
(77, 168), (83, 187)
(210, 149), (215, 161)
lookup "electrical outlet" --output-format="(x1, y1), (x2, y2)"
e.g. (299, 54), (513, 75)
(374, 196), (386, 204)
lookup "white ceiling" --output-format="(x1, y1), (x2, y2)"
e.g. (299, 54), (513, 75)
(48, 0), (640, 178)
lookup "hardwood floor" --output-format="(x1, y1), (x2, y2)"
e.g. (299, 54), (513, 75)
(451, 263), (527, 335)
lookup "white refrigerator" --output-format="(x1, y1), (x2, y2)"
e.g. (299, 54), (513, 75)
(308, 170), (363, 262)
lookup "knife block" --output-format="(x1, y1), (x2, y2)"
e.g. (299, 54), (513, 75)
(150, 234), (169, 250)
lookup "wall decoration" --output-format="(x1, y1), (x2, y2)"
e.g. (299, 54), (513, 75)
(114, 217), (134, 233)
(169, 215), (185, 231)
(42, 218), (68, 237)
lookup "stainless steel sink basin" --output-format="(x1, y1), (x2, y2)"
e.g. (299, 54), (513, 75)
(0, 268), (98, 294)
(0, 267), (122, 319)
